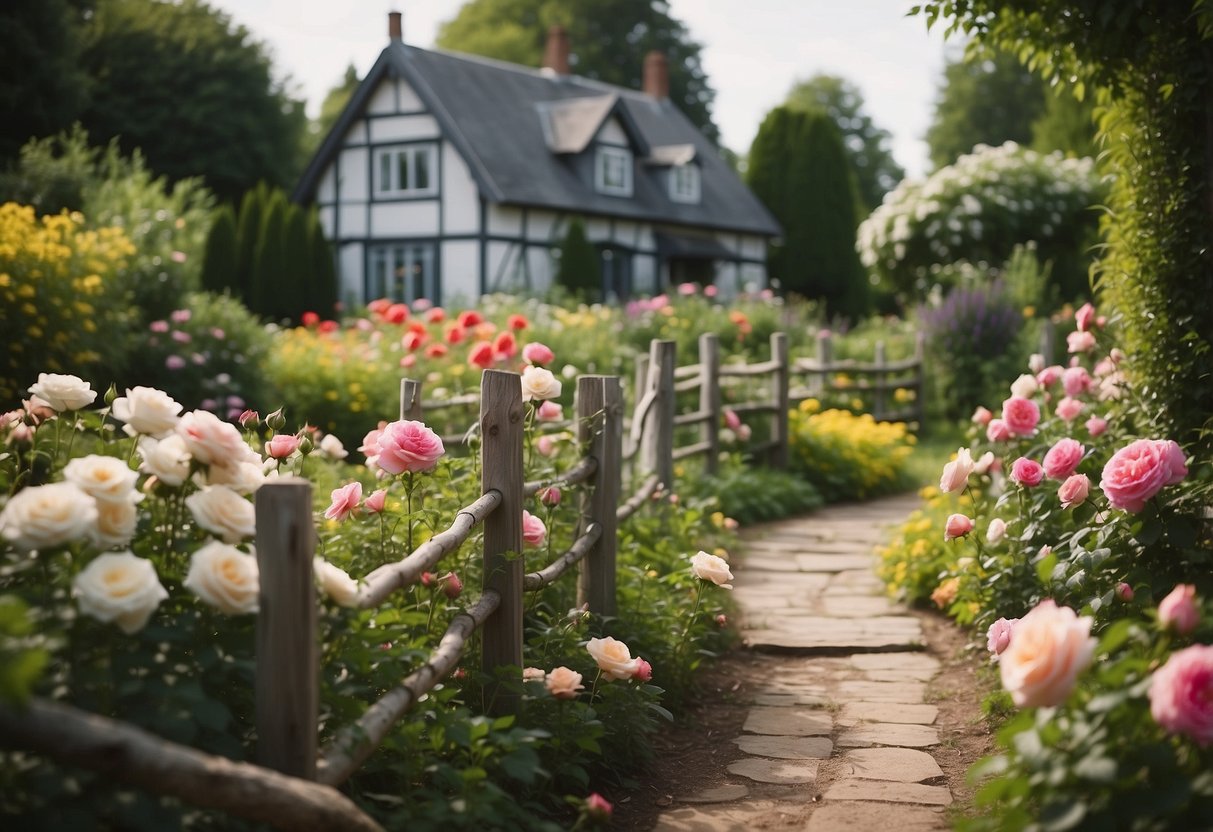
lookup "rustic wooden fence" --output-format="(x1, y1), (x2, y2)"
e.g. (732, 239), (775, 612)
(0, 332), (924, 830)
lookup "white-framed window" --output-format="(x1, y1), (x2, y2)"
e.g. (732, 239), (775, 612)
(669, 163), (701, 204)
(595, 146), (633, 196)
(368, 243), (437, 303)
(374, 143), (437, 198)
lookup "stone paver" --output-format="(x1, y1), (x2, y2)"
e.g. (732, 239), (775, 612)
(651, 495), (956, 830)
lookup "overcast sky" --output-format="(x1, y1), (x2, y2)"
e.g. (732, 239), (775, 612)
(207, 0), (952, 178)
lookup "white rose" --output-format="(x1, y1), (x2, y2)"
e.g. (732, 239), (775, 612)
(89, 497), (140, 549)
(314, 557), (361, 607)
(0, 482), (98, 551)
(585, 636), (641, 681)
(186, 486), (256, 543)
(690, 550), (734, 589)
(73, 552), (167, 633)
(1010, 374), (1038, 398)
(176, 410), (257, 468)
(202, 460), (265, 495)
(184, 541), (259, 614)
(1028, 353), (1046, 374)
(63, 454), (141, 504)
(138, 435), (192, 487)
(520, 366), (563, 402)
(986, 518), (1008, 544)
(28, 373), (96, 412)
(111, 386), (183, 438)
(972, 451), (996, 475)
(319, 433), (348, 460)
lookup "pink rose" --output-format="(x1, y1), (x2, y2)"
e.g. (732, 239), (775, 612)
(585, 793), (613, 821)
(536, 401), (563, 421)
(545, 666), (584, 700)
(944, 513), (973, 541)
(633, 658), (653, 682)
(324, 481), (362, 522)
(1001, 396), (1040, 437)
(1058, 474), (1090, 509)
(986, 617), (1019, 656)
(939, 447), (974, 493)
(360, 427), (384, 468)
(536, 435), (558, 457)
(1085, 416), (1108, 437)
(1150, 645), (1213, 746)
(1116, 582), (1134, 602)
(1101, 438), (1187, 512)
(1159, 584), (1200, 635)
(1062, 367), (1093, 397)
(1067, 330), (1096, 353)
(441, 572), (463, 600)
(972, 406), (993, 426)
(375, 420), (445, 474)
(986, 418), (1012, 442)
(1036, 365), (1064, 388)
(539, 486), (562, 507)
(1043, 438), (1085, 480)
(1055, 397), (1084, 423)
(1010, 457), (1044, 487)
(522, 510), (546, 548)
(176, 410), (256, 468)
(364, 489), (387, 513)
(1000, 600), (1095, 707)
(265, 433), (300, 460)
(1093, 358), (1116, 377)
(1075, 302), (1096, 332)
(724, 408), (742, 431)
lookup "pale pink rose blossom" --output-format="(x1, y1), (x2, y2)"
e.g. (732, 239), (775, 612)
(1116, 583), (1134, 602)
(972, 406), (993, 426)
(1000, 600), (1095, 707)
(522, 342), (555, 366)
(545, 666), (584, 699)
(1055, 397), (1084, 423)
(1058, 474), (1091, 509)
(265, 434), (300, 460)
(324, 481), (363, 521)
(691, 551), (734, 588)
(539, 486), (561, 507)
(585, 793), (613, 821)
(986, 418), (1012, 442)
(1149, 645), (1213, 746)
(736, 423), (752, 441)
(1002, 397), (1040, 437)
(986, 617), (1019, 657)
(364, 489), (387, 513)
(1028, 353), (1046, 374)
(1010, 457), (1044, 488)
(536, 401), (563, 421)
(1075, 302), (1096, 332)
(972, 451), (997, 475)
(1101, 439), (1187, 512)
(521, 510), (547, 548)
(375, 420), (445, 474)
(939, 447), (975, 493)
(1067, 330), (1097, 353)
(724, 408), (742, 431)
(1062, 367), (1093, 397)
(1043, 438), (1085, 480)
(523, 667), (546, 682)
(986, 518), (1007, 544)
(944, 513), (974, 541)
(1085, 416), (1108, 437)
(536, 435), (558, 457)
(177, 410), (257, 469)
(1010, 374), (1038, 398)
(1159, 584), (1200, 635)
(1036, 365), (1063, 388)
(586, 637), (641, 681)
(1093, 358), (1116, 377)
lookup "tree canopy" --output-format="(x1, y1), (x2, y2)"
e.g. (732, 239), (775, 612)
(784, 75), (904, 212)
(436, 0), (719, 144)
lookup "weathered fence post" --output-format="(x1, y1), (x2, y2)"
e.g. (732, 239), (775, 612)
(479, 369), (524, 715)
(913, 330), (927, 426)
(873, 341), (887, 422)
(815, 329), (833, 395)
(254, 477), (318, 780)
(698, 333), (721, 475)
(399, 379), (423, 421)
(769, 332), (789, 469)
(576, 375), (622, 616)
(639, 339), (676, 491)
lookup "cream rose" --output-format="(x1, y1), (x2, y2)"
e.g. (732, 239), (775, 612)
(319, 433), (348, 460)
(0, 482), (98, 551)
(586, 636), (641, 681)
(202, 459), (265, 494)
(545, 666), (585, 699)
(184, 541), (259, 614)
(28, 373), (96, 411)
(999, 600), (1095, 708)
(186, 486), (256, 543)
(89, 497), (140, 549)
(520, 365), (563, 402)
(690, 550), (734, 589)
(72, 551), (168, 633)
(111, 386), (183, 438)
(176, 410), (257, 468)
(63, 454), (141, 504)
(314, 557), (361, 607)
(138, 435), (192, 487)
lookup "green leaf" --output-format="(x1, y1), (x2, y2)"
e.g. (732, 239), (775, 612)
(1073, 754), (1117, 783)
(1036, 551), (1059, 584)
(1039, 799), (1087, 831)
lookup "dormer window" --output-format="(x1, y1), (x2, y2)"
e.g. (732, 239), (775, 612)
(669, 163), (701, 204)
(375, 143), (437, 198)
(595, 146), (633, 196)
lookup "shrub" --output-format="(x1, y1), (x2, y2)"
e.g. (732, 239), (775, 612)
(787, 399), (915, 501)
(683, 456), (824, 525)
(554, 217), (601, 301)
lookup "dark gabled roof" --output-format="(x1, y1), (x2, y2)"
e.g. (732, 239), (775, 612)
(295, 41), (781, 238)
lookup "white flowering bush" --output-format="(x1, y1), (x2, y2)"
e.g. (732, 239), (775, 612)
(857, 142), (1106, 304)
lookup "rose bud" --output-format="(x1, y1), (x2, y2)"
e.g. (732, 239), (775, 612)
(441, 572), (463, 600)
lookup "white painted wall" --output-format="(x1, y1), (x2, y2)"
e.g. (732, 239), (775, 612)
(585, 218), (611, 240)
(487, 205), (523, 237)
(338, 205), (368, 237)
(596, 117), (628, 146)
(318, 206), (336, 237)
(485, 241), (518, 293)
(369, 115), (441, 144)
(338, 147), (369, 202)
(338, 242), (364, 306)
(526, 247), (555, 294)
(318, 168), (336, 203)
(397, 78), (423, 112)
(526, 210), (559, 243)
(740, 263), (766, 293)
(367, 80), (397, 114)
(442, 143), (480, 235)
(346, 120), (368, 145)
(633, 253), (658, 295)
(441, 241), (480, 305)
(370, 202), (440, 237)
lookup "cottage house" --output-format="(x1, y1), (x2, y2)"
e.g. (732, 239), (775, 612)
(293, 12), (781, 307)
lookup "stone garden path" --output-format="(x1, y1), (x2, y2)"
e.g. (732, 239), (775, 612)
(651, 493), (955, 831)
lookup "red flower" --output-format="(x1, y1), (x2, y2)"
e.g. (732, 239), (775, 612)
(384, 303), (409, 324)
(401, 331), (426, 352)
(493, 331), (517, 359)
(367, 298), (391, 315)
(445, 325), (467, 345)
(425, 343), (448, 359)
(300, 311), (320, 327)
(457, 310), (483, 328)
(508, 314), (529, 330)
(318, 320), (339, 334)
(468, 341), (495, 369)
(426, 307), (446, 324)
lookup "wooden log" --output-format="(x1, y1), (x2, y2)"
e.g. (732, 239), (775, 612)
(699, 333), (721, 475)
(0, 698), (383, 832)
(254, 478), (317, 780)
(316, 591), (500, 786)
(616, 473), (661, 522)
(522, 455), (598, 497)
(479, 369), (524, 715)
(673, 409), (714, 427)
(672, 441), (713, 461)
(769, 332), (790, 469)
(717, 359), (782, 376)
(522, 523), (603, 591)
(576, 375), (622, 615)
(639, 340), (676, 491)
(400, 379), (423, 420)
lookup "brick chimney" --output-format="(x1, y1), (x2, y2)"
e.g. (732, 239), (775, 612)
(542, 25), (571, 75)
(388, 11), (403, 43)
(643, 51), (669, 99)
